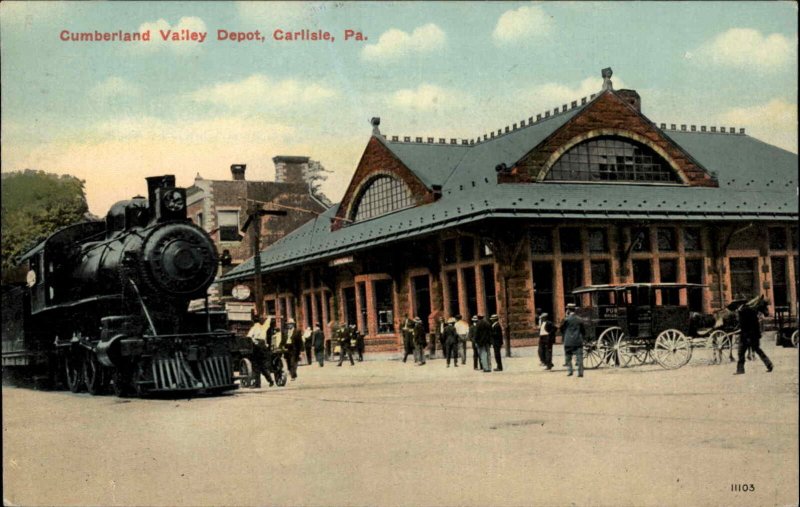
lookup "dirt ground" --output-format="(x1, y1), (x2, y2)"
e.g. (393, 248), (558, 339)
(3, 337), (798, 507)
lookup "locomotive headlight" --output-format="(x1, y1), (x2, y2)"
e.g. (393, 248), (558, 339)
(163, 190), (185, 211)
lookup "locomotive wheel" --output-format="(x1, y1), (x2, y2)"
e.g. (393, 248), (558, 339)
(239, 358), (254, 388)
(83, 353), (106, 395)
(583, 340), (603, 369)
(653, 329), (692, 369)
(598, 327), (625, 368)
(65, 356), (84, 393)
(791, 330), (798, 348)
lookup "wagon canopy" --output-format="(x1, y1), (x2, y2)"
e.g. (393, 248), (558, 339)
(572, 283), (707, 294)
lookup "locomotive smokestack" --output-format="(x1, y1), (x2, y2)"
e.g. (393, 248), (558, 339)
(145, 175), (176, 211)
(230, 164), (246, 181)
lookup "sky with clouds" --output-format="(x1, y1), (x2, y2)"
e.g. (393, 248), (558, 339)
(1, 1), (796, 215)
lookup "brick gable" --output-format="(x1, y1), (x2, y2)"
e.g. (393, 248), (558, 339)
(499, 90), (718, 187)
(331, 136), (435, 231)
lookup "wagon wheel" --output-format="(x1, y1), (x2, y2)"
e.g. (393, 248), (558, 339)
(239, 358), (254, 388)
(653, 329), (692, 369)
(620, 341), (649, 367)
(598, 327), (625, 367)
(65, 355), (84, 393)
(83, 353), (106, 395)
(583, 340), (603, 369)
(704, 330), (725, 364)
(791, 330), (798, 348)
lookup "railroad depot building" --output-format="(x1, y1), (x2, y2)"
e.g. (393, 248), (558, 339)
(220, 72), (798, 350)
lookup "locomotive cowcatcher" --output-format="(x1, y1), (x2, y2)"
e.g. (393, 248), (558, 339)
(1, 175), (237, 396)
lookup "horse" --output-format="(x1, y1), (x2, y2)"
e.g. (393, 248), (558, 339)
(688, 296), (769, 364)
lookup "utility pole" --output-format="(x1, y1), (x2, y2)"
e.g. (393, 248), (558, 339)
(241, 202), (287, 318)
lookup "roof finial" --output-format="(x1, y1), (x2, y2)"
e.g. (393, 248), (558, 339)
(601, 67), (613, 91)
(370, 117), (381, 136)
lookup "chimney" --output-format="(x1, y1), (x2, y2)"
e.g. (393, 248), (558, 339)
(231, 164), (246, 181)
(272, 155), (310, 183)
(616, 89), (641, 112)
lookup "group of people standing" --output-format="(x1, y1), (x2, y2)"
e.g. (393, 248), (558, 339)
(401, 316), (428, 365)
(332, 323), (366, 366)
(434, 306), (585, 377)
(246, 293), (775, 387)
(426, 314), (504, 372)
(246, 315), (326, 387)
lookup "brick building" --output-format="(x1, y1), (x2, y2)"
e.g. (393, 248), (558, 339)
(220, 71), (798, 350)
(187, 161), (328, 321)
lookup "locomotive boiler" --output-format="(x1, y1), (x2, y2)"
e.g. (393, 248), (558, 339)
(1, 175), (237, 396)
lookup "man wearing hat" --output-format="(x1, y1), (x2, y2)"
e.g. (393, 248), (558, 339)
(474, 314), (492, 372)
(246, 314), (274, 388)
(538, 312), (555, 370)
(279, 319), (302, 380)
(489, 314), (503, 371)
(312, 322), (325, 367)
(337, 322), (355, 366)
(454, 314), (470, 365)
(560, 303), (586, 377)
(443, 318), (460, 367)
(413, 316), (427, 365)
(401, 315), (416, 363)
(468, 315), (480, 370)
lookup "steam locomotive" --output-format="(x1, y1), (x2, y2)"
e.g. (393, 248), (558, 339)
(1, 175), (237, 396)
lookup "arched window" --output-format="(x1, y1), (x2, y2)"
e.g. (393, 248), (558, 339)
(351, 175), (414, 222)
(545, 136), (680, 183)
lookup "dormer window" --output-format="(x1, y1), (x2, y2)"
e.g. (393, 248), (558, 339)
(545, 136), (680, 183)
(351, 175), (414, 222)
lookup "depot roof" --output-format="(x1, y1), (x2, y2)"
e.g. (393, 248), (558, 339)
(220, 100), (798, 282)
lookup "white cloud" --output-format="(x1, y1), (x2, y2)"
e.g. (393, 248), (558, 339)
(492, 5), (554, 45)
(136, 16), (207, 53)
(90, 77), (140, 101)
(361, 24), (445, 62)
(717, 99), (797, 153)
(691, 28), (794, 70)
(388, 84), (469, 112)
(187, 74), (337, 110)
(518, 76), (627, 109)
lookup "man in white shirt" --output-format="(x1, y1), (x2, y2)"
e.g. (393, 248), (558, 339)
(246, 315), (274, 387)
(454, 314), (470, 365)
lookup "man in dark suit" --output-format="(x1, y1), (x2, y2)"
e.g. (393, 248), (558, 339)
(489, 314), (503, 371)
(474, 315), (492, 372)
(538, 313), (555, 370)
(413, 317), (427, 365)
(735, 301), (773, 375)
(401, 315), (415, 363)
(312, 323), (325, 367)
(559, 303), (586, 377)
(280, 319), (302, 380)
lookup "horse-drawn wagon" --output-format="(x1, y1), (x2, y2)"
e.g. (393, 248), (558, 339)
(573, 283), (706, 369)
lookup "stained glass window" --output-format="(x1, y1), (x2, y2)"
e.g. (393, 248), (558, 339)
(352, 176), (414, 222)
(545, 136), (680, 183)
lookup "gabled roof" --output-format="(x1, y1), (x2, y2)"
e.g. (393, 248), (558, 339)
(220, 94), (798, 282)
(379, 105), (584, 188)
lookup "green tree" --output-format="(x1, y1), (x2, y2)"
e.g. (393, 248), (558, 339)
(1, 170), (89, 283)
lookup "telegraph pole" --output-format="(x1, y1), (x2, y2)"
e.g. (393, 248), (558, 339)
(241, 202), (287, 318)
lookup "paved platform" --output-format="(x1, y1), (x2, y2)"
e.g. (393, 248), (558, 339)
(3, 338), (798, 507)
